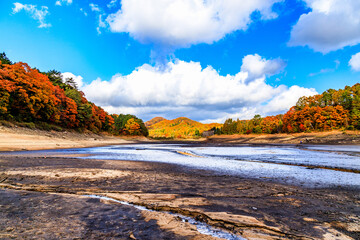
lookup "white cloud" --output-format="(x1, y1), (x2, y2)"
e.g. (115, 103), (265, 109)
(89, 3), (105, 34)
(308, 60), (340, 77)
(77, 55), (316, 122)
(241, 54), (285, 82)
(106, 0), (282, 48)
(289, 0), (360, 53)
(80, 8), (88, 16)
(97, 15), (106, 34)
(61, 72), (84, 89)
(107, 0), (118, 8)
(89, 3), (101, 12)
(12, 3), (51, 28)
(264, 85), (317, 113)
(55, 0), (72, 6)
(349, 52), (360, 71)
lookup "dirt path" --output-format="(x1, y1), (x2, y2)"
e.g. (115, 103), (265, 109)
(0, 155), (359, 239)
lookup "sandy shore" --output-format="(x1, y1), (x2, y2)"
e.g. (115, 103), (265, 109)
(207, 130), (360, 145)
(0, 125), (146, 151)
(1, 125), (359, 152)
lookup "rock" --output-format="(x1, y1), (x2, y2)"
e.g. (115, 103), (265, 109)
(6, 227), (14, 232)
(129, 232), (136, 239)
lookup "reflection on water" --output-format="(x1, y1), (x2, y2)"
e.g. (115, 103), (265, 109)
(5, 144), (360, 188)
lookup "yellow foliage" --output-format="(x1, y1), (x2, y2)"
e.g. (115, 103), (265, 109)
(146, 117), (221, 139)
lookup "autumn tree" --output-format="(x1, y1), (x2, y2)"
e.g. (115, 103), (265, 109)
(0, 52), (12, 66)
(0, 62), (58, 122)
(0, 53), (148, 136)
(114, 114), (148, 136)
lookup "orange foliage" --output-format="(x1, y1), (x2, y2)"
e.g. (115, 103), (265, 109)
(53, 86), (79, 128)
(0, 59), (124, 134)
(125, 118), (141, 135)
(146, 117), (222, 139)
(0, 62), (58, 121)
(283, 105), (349, 132)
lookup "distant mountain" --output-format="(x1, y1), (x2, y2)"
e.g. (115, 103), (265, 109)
(146, 117), (221, 139)
(145, 117), (167, 127)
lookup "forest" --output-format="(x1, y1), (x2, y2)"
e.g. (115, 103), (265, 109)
(0, 53), (148, 136)
(220, 83), (360, 135)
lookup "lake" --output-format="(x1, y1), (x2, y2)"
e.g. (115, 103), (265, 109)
(8, 143), (360, 189)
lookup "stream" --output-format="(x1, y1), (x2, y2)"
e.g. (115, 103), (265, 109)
(84, 194), (245, 240)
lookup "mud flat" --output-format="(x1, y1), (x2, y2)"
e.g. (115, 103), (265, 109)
(0, 151), (359, 239)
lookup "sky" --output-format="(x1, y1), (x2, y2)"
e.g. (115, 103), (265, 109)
(1, 0), (360, 123)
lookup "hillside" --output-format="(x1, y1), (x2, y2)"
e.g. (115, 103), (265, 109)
(0, 53), (147, 136)
(146, 117), (222, 139)
(145, 117), (167, 127)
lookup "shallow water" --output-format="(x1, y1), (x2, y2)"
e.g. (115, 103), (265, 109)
(4, 144), (360, 188)
(84, 195), (244, 240)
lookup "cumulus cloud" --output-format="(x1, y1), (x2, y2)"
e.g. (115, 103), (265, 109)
(241, 54), (285, 82)
(55, 0), (72, 6)
(264, 85), (317, 113)
(289, 0), (360, 53)
(349, 52), (360, 71)
(106, 0), (282, 48)
(76, 55), (316, 122)
(12, 3), (51, 28)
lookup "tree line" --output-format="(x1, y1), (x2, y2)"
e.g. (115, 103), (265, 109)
(0, 53), (148, 136)
(218, 83), (360, 135)
(1, 52), (358, 137)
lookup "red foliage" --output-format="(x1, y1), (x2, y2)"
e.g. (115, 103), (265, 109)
(0, 62), (58, 121)
(0, 60), (120, 134)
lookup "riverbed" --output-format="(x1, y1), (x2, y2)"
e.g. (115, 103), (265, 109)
(8, 143), (360, 188)
(1, 143), (359, 239)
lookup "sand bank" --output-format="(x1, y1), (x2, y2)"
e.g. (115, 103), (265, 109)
(0, 125), (143, 151)
(207, 130), (360, 145)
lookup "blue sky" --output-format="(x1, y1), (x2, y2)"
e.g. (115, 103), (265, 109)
(1, 0), (360, 122)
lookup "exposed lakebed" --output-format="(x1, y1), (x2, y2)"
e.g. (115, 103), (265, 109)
(1, 143), (359, 239)
(8, 143), (360, 188)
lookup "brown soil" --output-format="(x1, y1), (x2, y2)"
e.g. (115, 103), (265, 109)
(206, 130), (360, 145)
(0, 125), (148, 151)
(0, 155), (359, 239)
(1, 125), (359, 153)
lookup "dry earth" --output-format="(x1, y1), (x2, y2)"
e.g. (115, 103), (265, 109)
(207, 130), (360, 145)
(0, 125), (145, 151)
(0, 154), (359, 239)
(1, 125), (359, 152)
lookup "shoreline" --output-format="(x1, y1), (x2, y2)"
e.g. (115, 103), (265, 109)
(0, 125), (149, 152)
(1, 125), (359, 152)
